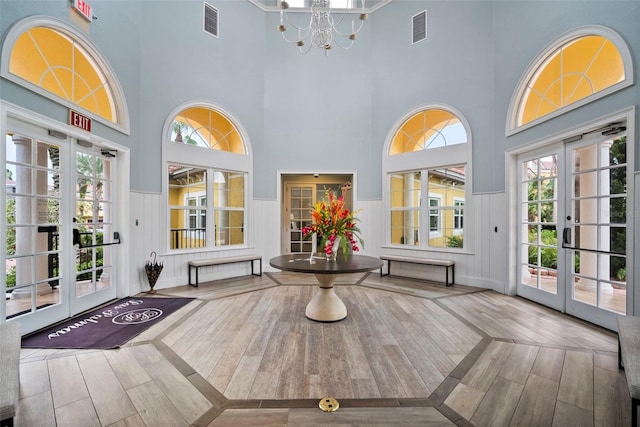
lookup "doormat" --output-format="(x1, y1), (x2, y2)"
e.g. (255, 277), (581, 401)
(21, 296), (194, 349)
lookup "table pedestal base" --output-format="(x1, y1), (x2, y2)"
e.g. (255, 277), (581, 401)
(305, 273), (347, 322)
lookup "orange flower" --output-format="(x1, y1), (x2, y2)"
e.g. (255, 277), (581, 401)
(301, 188), (364, 257)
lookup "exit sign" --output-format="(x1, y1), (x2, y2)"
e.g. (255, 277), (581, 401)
(69, 110), (92, 132)
(72, 0), (92, 22)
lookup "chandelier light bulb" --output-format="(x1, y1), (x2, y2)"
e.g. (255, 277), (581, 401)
(277, 0), (368, 55)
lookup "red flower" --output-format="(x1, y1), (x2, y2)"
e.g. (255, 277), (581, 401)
(302, 188), (364, 257)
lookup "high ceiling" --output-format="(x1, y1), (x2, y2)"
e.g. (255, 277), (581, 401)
(248, 0), (392, 13)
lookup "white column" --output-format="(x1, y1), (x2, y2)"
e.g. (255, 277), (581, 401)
(100, 157), (112, 284)
(12, 137), (53, 298)
(577, 142), (612, 292)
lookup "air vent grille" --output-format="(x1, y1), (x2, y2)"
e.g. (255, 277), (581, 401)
(204, 2), (218, 38)
(412, 10), (427, 44)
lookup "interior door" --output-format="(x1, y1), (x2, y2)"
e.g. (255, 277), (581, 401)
(283, 180), (351, 254)
(285, 184), (315, 254)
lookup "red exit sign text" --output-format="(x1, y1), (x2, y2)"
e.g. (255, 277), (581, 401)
(69, 110), (92, 132)
(72, 0), (92, 22)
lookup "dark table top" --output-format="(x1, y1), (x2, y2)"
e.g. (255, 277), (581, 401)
(269, 254), (383, 275)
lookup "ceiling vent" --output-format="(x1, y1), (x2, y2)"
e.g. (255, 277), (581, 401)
(412, 10), (427, 44)
(204, 2), (219, 38)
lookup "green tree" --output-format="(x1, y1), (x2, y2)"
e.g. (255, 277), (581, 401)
(609, 136), (626, 281)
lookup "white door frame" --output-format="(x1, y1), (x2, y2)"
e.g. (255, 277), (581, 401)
(507, 106), (635, 329)
(276, 170), (358, 255)
(1, 101), (130, 334)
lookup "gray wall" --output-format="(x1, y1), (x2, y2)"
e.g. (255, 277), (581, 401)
(1, 0), (639, 197)
(0, 0), (142, 176)
(493, 1), (640, 193)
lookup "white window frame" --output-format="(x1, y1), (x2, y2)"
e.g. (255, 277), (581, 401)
(453, 197), (464, 234)
(428, 194), (442, 238)
(0, 16), (131, 135)
(184, 192), (206, 231)
(382, 104), (472, 253)
(163, 102), (252, 254)
(505, 25), (634, 137)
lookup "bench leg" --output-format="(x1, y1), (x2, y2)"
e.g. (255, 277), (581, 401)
(445, 265), (455, 286)
(252, 259), (262, 276)
(380, 260), (390, 277)
(633, 397), (638, 427)
(188, 265), (199, 287)
(619, 337), (624, 369)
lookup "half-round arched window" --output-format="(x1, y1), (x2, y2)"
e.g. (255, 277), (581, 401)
(1, 16), (129, 133)
(507, 26), (633, 134)
(170, 106), (245, 154)
(389, 108), (467, 155)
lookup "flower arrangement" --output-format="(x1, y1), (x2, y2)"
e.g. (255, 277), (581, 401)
(301, 188), (364, 259)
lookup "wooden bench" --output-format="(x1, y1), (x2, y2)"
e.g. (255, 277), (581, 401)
(379, 254), (455, 286)
(617, 315), (640, 426)
(0, 322), (20, 427)
(188, 254), (262, 287)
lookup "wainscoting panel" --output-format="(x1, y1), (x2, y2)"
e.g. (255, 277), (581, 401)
(129, 192), (508, 295)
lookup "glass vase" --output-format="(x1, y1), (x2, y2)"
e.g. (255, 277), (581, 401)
(327, 236), (341, 261)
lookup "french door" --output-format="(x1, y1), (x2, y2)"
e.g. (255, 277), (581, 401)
(283, 181), (351, 254)
(517, 129), (629, 330)
(3, 118), (119, 334)
(72, 148), (118, 315)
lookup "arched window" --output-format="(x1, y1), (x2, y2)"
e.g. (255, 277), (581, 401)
(170, 106), (245, 154)
(508, 26), (632, 134)
(1, 16), (129, 133)
(165, 104), (251, 251)
(384, 106), (470, 250)
(389, 109), (467, 154)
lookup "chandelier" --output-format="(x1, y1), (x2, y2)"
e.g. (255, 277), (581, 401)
(277, 0), (368, 55)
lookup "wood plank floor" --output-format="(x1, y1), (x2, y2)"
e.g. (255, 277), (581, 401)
(15, 272), (629, 426)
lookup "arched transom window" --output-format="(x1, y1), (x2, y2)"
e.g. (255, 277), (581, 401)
(509, 26), (632, 133)
(1, 17), (129, 133)
(389, 109), (467, 154)
(170, 106), (245, 154)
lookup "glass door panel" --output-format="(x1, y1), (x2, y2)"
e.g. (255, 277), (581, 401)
(284, 180), (352, 255)
(518, 151), (564, 311)
(72, 150), (117, 314)
(3, 131), (67, 332)
(565, 136), (627, 329)
(288, 186), (314, 254)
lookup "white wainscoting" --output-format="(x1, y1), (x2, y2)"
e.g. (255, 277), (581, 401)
(377, 192), (507, 293)
(129, 192), (508, 294)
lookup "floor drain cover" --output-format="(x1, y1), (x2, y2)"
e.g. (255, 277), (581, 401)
(319, 397), (339, 412)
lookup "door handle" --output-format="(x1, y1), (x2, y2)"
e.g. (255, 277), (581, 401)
(561, 227), (625, 256)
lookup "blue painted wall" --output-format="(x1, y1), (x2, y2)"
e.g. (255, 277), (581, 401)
(1, 0), (639, 197)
